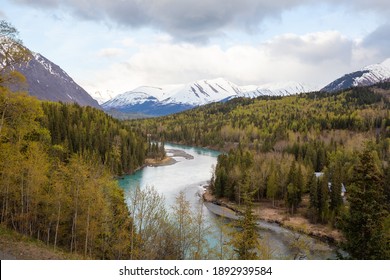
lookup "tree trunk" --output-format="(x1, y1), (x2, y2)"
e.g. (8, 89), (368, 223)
(54, 202), (61, 249)
(84, 202), (90, 257)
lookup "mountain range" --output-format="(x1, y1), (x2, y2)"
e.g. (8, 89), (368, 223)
(102, 59), (390, 116)
(2, 41), (390, 116)
(321, 59), (390, 92)
(102, 79), (316, 116)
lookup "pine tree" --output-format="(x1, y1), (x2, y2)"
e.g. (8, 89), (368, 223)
(266, 165), (278, 207)
(285, 161), (301, 214)
(229, 175), (260, 259)
(307, 173), (319, 223)
(343, 148), (389, 259)
(329, 161), (343, 218)
(318, 170), (330, 224)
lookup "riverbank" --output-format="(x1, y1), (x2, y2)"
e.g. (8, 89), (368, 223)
(145, 156), (177, 167)
(202, 188), (343, 244)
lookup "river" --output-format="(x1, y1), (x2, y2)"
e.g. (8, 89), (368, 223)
(118, 143), (339, 259)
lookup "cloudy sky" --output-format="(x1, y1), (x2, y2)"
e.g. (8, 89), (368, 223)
(1, 0), (390, 97)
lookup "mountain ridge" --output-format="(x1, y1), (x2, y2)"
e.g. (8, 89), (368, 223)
(321, 59), (390, 92)
(14, 52), (101, 108)
(102, 78), (315, 116)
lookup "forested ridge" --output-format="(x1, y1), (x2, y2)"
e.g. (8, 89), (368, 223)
(41, 102), (145, 175)
(1, 20), (147, 258)
(130, 84), (390, 259)
(0, 86), (148, 258)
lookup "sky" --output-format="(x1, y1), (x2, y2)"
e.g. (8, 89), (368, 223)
(1, 0), (390, 98)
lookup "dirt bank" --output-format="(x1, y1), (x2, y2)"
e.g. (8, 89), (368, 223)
(203, 188), (343, 244)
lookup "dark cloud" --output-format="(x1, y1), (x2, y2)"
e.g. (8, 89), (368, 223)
(9, 0), (308, 42)
(362, 23), (390, 59)
(9, 0), (390, 42)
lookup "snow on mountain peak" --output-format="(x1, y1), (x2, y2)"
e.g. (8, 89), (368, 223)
(321, 58), (390, 92)
(32, 52), (69, 80)
(240, 81), (316, 98)
(164, 78), (241, 105)
(354, 59), (390, 86)
(103, 78), (315, 115)
(381, 58), (390, 69)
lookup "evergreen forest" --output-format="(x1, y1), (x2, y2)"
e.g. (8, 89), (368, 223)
(130, 84), (390, 259)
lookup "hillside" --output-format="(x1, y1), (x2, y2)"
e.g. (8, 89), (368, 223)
(0, 87), (146, 259)
(0, 225), (82, 260)
(129, 83), (390, 150)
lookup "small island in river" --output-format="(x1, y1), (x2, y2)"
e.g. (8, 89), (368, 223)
(145, 148), (194, 167)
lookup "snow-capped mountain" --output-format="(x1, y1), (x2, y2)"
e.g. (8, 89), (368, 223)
(162, 78), (242, 106)
(1, 42), (100, 108)
(90, 90), (115, 104)
(12, 52), (101, 108)
(103, 78), (314, 117)
(322, 59), (390, 92)
(240, 81), (316, 98)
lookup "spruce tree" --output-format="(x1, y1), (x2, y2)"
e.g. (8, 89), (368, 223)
(343, 148), (389, 259)
(229, 175), (260, 259)
(329, 161), (343, 213)
(318, 169), (330, 224)
(307, 173), (319, 223)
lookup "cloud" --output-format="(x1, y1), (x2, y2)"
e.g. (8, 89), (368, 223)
(10, 0), (390, 42)
(8, 0), (309, 42)
(82, 30), (363, 95)
(97, 47), (125, 58)
(266, 31), (354, 64)
(330, 0), (390, 14)
(361, 23), (390, 60)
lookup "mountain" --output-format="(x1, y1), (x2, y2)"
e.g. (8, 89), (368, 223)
(240, 81), (315, 98)
(2, 49), (100, 108)
(322, 59), (390, 92)
(90, 90), (114, 105)
(103, 78), (314, 117)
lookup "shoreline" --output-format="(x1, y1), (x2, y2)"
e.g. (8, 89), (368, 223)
(143, 148), (195, 168)
(202, 187), (343, 245)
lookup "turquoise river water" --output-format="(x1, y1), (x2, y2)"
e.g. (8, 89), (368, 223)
(118, 143), (339, 259)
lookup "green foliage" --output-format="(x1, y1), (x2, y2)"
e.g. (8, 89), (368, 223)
(0, 87), (147, 259)
(229, 184), (261, 260)
(343, 148), (389, 259)
(130, 83), (390, 260)
(41, 102), (145, 175)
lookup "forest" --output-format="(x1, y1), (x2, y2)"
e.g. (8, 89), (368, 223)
(129, 84), (390, 259)
(1, 20), (389, 260)
(0, 86), (149, 258)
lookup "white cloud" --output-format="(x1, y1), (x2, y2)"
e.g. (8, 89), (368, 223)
(97, 47), (125, 58)
(265, 31), (353, 64)
(82, 30), (377, 95)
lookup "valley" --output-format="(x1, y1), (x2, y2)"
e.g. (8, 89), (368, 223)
(1, 18), (390, 261)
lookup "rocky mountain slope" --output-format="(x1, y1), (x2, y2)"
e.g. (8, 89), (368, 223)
(13, 52), (100, 108)
(321, 59), (390, 92)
